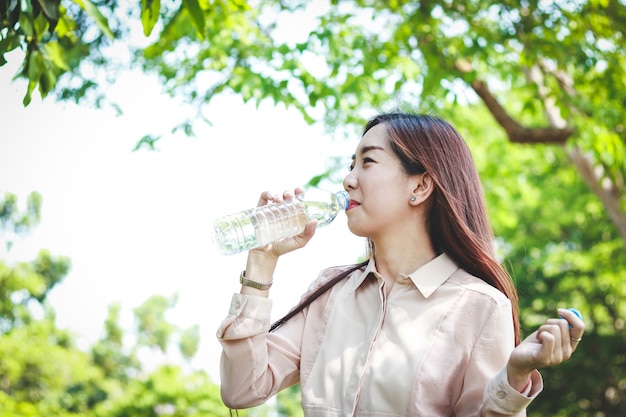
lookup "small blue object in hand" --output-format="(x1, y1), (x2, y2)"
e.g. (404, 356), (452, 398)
(560, 308), (582, 328)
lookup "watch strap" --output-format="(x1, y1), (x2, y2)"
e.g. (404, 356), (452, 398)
(240, 270), (273, 290)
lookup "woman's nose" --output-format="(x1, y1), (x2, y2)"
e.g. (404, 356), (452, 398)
(343, 171), (357, 190)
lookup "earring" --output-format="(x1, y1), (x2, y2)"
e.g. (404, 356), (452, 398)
(410, 196), (417, 202)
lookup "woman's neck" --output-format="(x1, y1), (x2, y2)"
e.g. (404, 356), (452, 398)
(372, 237), (436, 280)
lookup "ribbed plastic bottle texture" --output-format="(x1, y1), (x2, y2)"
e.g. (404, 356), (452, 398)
(212, 190), (349, 255)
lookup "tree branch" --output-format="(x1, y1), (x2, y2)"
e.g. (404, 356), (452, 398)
(461, 62), (626, 242)
(469, 79), (575, 144)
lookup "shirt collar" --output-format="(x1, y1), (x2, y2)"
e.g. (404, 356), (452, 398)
(351, 253), (459, 299)
(343, 258), (378, 293)
(404, 253), (459, 298)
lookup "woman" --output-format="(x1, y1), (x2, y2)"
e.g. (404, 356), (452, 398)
(217, 112), (584, 416)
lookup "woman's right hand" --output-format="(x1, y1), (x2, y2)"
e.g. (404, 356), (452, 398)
(250, 187), (318, 259)
(241, 188), (317, 295)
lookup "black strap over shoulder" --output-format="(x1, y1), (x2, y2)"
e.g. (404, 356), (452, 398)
(269, 262), (367, 333)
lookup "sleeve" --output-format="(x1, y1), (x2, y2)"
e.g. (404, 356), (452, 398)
(454, 296), (544, 417)
(481, 367), (543, 416)
(216, 293), (303, 409)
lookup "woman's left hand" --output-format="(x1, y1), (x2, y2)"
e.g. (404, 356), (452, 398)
(506, 308), (585, 390)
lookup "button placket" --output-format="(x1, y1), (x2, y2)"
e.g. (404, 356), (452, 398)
(350, 274), (387, 415)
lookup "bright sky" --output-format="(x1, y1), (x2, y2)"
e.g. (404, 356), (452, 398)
(0, 55), (366, 381)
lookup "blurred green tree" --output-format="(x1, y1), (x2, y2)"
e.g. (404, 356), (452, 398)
(3, 1), (625, 415)
(2, 0), (624, 242)
(449, 104), (626, 416)
(0, 193), (232, 416)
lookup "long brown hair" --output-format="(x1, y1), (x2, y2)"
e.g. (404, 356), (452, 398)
(272, 112), (520, 344)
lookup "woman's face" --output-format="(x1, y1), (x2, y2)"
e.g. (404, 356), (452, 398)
(343, 123), (416, 240)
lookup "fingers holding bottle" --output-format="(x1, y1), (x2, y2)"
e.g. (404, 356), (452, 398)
(558, 307), (585, 348)
(256, 187), (305, 207)
(243, 188), (316, 296)
(535, 308), (585, 363)
(214, 186), (341, 256)
(251, 187), (317, 258)
(508, 307), (585, 384)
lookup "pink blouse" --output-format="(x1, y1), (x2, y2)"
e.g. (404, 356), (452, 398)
(218, 253), (542, 416)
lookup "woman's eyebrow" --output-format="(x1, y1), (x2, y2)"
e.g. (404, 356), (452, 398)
(351, 145), (385, 160)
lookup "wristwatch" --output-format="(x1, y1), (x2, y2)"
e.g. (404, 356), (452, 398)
(239, 270), (273, 290)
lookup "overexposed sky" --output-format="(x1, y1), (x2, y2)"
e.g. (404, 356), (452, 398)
(0, 55), (366, 380)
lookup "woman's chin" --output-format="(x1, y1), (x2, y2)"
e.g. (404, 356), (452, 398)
(346, 222), (369, 238)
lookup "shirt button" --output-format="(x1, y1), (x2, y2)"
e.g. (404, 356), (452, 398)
(233, 302), (241, 309)
(497, 390), (506, 399)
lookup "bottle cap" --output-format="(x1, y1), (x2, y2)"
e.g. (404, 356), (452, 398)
(567, 308), (582, 320)
(560, 307), (582, 328)
(336, 190), (349, 210)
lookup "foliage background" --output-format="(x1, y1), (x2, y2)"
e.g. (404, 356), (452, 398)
(2, 0), (625, 416)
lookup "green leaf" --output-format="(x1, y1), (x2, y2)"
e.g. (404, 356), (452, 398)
(182, 0), (205, 40)
(36, 0), (60, 20)
(0, 34), (21, 66)
(43, 41), (71, 71)
(140, 0), (161, 37)
(23, 49), (44, 93)
(71, 0), (114, 39)
(38, 65), (57, 97)
(133, 134), (162, 151)
(36, 0), (60, 31)
(6, 0), (20, 30)
(17, 10), (34, 37)
(22, 81), (35, 106)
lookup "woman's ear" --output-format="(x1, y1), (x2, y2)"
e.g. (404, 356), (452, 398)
(409, 173), (434, 205)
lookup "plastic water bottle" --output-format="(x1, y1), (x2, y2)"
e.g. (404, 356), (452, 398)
(212, 189), (349, 255)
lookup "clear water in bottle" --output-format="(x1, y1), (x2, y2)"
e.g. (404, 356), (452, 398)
(212, 190), (349, 255)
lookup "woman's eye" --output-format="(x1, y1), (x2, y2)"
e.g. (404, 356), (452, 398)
(348, 158), (374, 171)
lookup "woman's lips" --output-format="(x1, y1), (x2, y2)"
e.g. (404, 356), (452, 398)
(347, 200), (360, 211)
